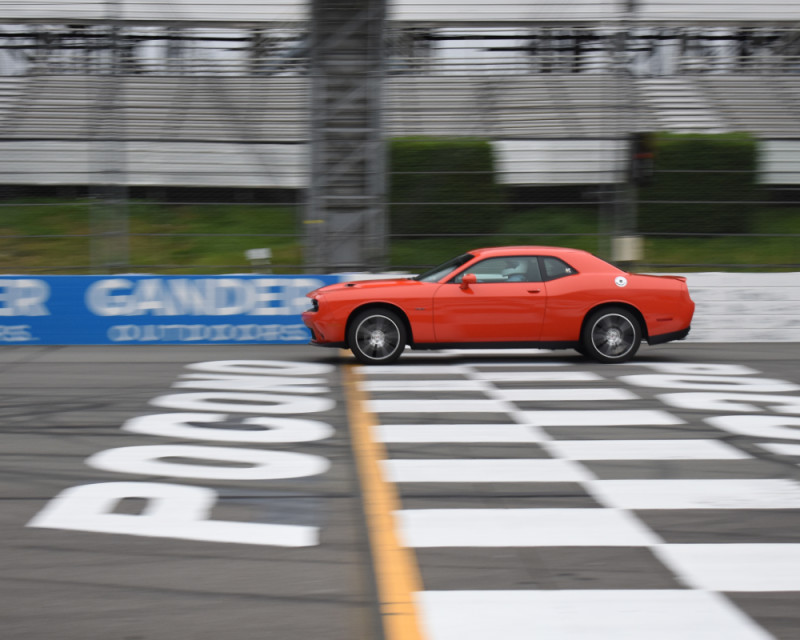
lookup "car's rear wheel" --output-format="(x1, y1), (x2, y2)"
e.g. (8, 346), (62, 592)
(581, 307), (641, 363)
(348, 309), (406, 365)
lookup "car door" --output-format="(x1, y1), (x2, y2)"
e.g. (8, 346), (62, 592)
(431, 255), (546, 343)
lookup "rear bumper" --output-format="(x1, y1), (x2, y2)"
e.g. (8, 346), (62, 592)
(648, 325), (691, 346)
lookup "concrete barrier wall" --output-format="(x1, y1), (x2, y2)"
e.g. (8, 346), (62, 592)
(680, 273), (800, 342)
(1, 273), (797, 345)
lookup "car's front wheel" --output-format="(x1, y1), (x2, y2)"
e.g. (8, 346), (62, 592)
(348, 309), (407, 365)
(581, 307), (641, 363)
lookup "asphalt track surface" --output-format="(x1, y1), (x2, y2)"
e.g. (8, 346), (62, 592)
(2, 342), (800, 640)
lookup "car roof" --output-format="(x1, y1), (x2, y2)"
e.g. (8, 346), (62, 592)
(468, 246), (588, 258)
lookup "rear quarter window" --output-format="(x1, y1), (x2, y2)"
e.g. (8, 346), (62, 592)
(541, 256), (577, 281)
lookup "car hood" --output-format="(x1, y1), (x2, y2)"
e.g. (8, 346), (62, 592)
(309, 277), (421, 295)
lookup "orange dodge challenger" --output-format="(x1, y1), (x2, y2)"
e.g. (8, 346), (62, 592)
(302, 246), (694, 365)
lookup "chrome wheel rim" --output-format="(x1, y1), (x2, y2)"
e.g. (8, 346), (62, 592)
(590, 313), (636, 359)
(355, 315), (401, 361)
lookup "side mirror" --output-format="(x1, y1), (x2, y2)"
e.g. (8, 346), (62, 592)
(460, 273), (477, 290)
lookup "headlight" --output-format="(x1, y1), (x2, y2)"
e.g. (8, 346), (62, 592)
(308, 298), (319, 312)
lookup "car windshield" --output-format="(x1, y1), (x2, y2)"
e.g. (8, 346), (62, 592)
(414, 253), (474, 282)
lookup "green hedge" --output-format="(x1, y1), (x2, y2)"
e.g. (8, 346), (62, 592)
(638, 132), (757, 234)
(389, 137), (505, 235)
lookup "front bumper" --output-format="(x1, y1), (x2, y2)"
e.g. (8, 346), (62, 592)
(301, 310), (346, 346)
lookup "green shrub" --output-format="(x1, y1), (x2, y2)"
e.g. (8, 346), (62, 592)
(638, 132), (757, 234)
(389, 137), (506, 235)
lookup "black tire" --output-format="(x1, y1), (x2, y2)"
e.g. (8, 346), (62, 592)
(347, 309), (407, 365)
(581, 307), (641, 364)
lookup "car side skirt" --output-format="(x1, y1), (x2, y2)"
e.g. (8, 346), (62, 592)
(647, 326), (691, 346)
(310, 330), (689, 351)
(410, 340), (579, 351)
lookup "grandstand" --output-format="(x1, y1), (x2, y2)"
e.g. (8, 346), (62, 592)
(1, 72), (799, 187)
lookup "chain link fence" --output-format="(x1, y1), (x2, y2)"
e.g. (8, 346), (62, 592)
(1, 11), (800, 274)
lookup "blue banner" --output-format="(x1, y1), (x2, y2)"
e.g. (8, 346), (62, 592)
(0, 275), (340, 345)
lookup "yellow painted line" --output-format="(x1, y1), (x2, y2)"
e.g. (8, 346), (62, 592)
(343, 362), (426, 640)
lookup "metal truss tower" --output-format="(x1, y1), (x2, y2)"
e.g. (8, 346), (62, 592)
(90, 0), (129, 273)
(306, 0), (387, 272)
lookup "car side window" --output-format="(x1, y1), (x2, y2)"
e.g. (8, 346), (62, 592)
(453, 256), (543, 283)
(541, 256), (577, 280)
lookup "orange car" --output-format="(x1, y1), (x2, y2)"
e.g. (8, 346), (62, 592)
(302, 246), (694, 364)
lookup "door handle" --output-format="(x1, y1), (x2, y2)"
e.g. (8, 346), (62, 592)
(527, 289), (541, 294)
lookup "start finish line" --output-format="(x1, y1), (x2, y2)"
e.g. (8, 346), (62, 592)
(0, 275), (340, 345)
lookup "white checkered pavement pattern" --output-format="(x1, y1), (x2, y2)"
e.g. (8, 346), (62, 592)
(360, 353), (800, 640)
